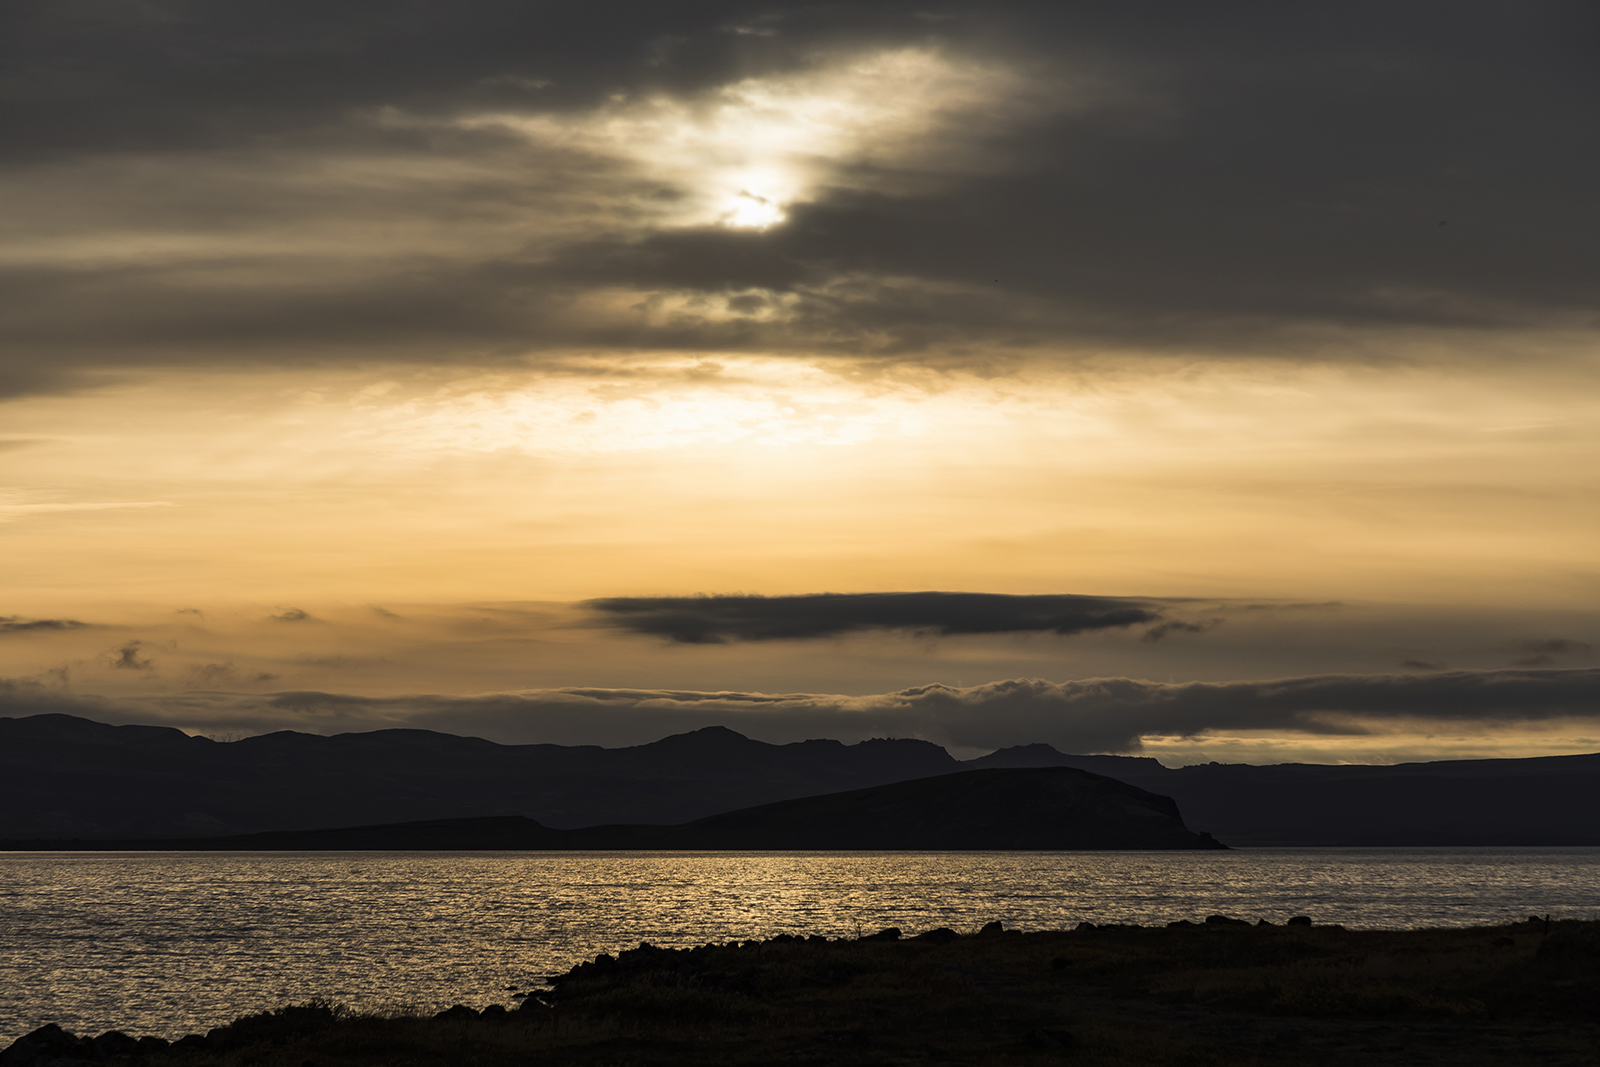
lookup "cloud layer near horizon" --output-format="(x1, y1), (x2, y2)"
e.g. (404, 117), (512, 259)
(6, 667), (1599, 758)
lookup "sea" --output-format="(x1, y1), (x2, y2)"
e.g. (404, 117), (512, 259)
(3, 847), (1598, 1045)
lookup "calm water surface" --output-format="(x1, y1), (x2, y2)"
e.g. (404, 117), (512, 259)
(3, 848), (1597, 1044)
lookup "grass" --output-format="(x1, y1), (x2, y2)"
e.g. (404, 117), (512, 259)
(10, 918), (1598, 1066)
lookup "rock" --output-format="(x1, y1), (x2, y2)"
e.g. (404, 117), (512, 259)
(1205, 914), (1251, 927)
(1286, 915), (1312, 926)
(479, 1004), (507, 1018)
(1536, 929), (1600, 962)
(0, 1024), (92, 1067)
(1050, 956), (1073, 970)
(1256, 918), (1275, 926)
(171, 1034), (211, 1052)
(860, 927), (902, 942)
(820, 1028), (872, 1047)
(1166, 919), (1197, 928)
(977, 921), (1006, 937)
(1075, 921), (1097, 931)
(92, 1031), (140, 1057)
(914, 927), (960, 944)
(134, 1037), (170, 1054)
(434, 1005), (479, 1021)
(1026, 1028), (1076, 1049)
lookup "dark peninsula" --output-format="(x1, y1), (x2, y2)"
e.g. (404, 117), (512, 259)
(1, 767), (1225, 851)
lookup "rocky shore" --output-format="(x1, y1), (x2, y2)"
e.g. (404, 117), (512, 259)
(5, 917), (1597, 1066)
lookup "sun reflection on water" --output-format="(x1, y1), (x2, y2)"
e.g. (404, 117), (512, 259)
(4, 849), (1597, 1044)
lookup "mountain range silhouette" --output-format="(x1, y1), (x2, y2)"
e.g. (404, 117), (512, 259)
(3, 713), (1597, 845)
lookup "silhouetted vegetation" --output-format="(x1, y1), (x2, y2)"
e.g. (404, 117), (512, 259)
(7, 918), (1597, 1065)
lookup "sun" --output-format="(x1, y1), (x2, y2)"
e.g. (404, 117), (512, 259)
(723, 191), (786, 230)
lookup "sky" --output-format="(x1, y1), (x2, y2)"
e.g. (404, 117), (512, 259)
(2, 0), (1599, 763)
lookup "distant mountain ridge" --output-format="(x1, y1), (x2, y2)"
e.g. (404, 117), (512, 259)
(0, 714), (960, 838)
(3, 713), (1598, 845)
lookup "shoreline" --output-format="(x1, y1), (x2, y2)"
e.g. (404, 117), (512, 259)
(7, 916), (1597, 1066)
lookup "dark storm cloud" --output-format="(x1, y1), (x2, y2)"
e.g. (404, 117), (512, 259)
(0, 0), (800, 158)
(6, 667), (1599, 753)
(2, 0), (1597, 394)
(583, 592), (1166, 643)
(0, 616), (90, 633)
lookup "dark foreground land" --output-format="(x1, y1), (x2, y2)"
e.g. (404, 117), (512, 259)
(8, 918), (1598, 1067)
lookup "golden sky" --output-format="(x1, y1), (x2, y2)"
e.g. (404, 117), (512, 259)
(3, 2), (1598, 763)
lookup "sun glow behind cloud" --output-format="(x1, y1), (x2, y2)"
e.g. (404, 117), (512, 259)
(1, 356), (1596, 616)
(460, 47), (1056, 230)
(353, 358), (1020, 456)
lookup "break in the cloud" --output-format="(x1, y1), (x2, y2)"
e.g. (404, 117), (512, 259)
(585, 592), (1168, 643)
(7, 667), (1600, 759)
(3, 1), (1598, 396)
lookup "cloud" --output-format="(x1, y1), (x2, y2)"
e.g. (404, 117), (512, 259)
(110, 643), (153, 671)
(270, 608), (314, 623)
(189, 662), (237, 685)
(1140, 618), (1223, 643)
(8, 666), (1600, 755)
(1400, 659), (1447, 671)
(1513, 638), (1595, 656)
(583, 592), (1166, 643)
(1, 1), (1596, 395)
(0, 616), (89, 633)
